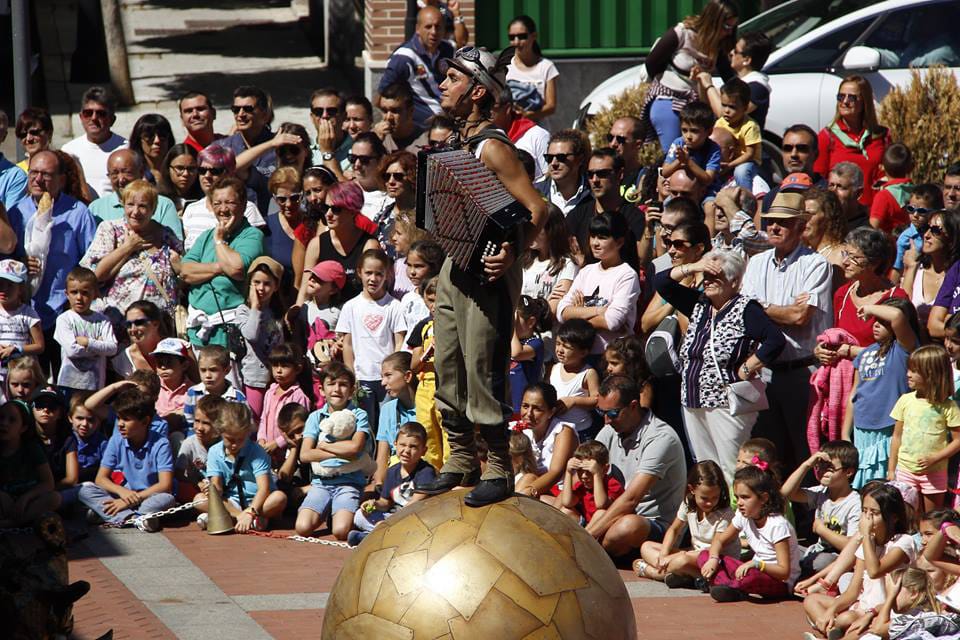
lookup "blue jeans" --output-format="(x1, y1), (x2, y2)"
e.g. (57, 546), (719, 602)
(733, 161), (758, 190)
(649, 98), (681, 153)
(78, 481), (176, 524)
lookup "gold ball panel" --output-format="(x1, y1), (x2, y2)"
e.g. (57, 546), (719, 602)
(322, 491), (636, 640)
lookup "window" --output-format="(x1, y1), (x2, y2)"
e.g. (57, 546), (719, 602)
(861, 3), (960, 69)
(767, 18), (873, 72)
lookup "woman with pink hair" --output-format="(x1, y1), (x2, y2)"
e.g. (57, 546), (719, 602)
(301, 181), (379, 301)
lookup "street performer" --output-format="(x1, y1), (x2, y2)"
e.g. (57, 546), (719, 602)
(416, 46), (547, 506)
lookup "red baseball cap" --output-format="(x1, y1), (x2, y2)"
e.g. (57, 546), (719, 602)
(780, 172), (813, 190)
(305, 260), (346, 290)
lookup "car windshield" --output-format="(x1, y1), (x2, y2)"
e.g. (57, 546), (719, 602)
(742, 0), (878, 49)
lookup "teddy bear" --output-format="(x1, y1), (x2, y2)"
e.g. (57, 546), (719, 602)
(310, 409), (377, 478)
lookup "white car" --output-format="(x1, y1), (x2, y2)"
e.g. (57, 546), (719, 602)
(580, 0), (960, 168)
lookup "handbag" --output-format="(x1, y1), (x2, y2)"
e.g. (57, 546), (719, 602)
(138, 252), (188, 339)
(709, 310), (768, 416)
(645, 314), (681, 378)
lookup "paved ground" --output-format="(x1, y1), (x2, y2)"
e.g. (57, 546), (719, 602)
(67, 515), (812, 639)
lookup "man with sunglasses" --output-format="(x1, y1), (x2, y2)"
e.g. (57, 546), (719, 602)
(309, 87), (351, 180)
(414, 45), (546, 507)
(761, 124), (825, 213)
(0, 110), (28, 209)
(535, 130), (592, 214)
(586, 375), (686, 556)
(379, 6), (454, 130)
(607, 117), (643, 196)
(741, 192), (832, 471)
(213, 86), (275, 216)
(61, 86), (127, 197)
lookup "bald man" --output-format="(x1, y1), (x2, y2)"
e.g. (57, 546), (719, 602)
(378, 6), (456, 129)
(87, 149), (184, 239)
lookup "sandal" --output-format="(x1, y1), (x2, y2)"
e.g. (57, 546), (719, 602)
(633, 558), (649, 578)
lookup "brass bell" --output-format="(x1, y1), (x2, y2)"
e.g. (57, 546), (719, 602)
(205, 482), (235, 535)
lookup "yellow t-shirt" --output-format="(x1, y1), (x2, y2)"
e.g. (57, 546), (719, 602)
(715, 116), (762, 162)
(890, 391), (960, 473)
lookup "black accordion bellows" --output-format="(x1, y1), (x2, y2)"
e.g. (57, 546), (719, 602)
(416, 148), (530, 279)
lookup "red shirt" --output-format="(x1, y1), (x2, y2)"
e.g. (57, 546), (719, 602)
(573, 475), (625, 523)
(183, 132), (224, 153)
(833, 282), (908, 347)
(814, 120), (890, 207)
(869, 177), (912, 233)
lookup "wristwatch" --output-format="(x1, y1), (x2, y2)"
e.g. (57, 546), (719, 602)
(321, 151), (334, 162)
(740, 363), (751, 378)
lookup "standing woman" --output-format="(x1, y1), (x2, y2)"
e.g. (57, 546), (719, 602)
(157, 143), (202, 214)
(813, 75), (890, 208)
(912, 211), (960, 337)
(641, 0), (738, 152)
(129, 114), (175, 184)
(376, 151), (417, 256)
(294, 166), (337, 289)
(505, 15), (558, 123)
(264, 166), (304, 291)
(802, 188), (847, 292)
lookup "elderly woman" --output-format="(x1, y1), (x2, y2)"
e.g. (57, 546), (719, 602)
(375, 150), (416, 255)
(80, 180), (183, 328)
(802, 187), (847, 291)
(129, 114), (175, 184)
(111, 300), (169, 377)
(655, 250), (785, 484)
(180, 176), (265, 347)
(157, 143), (202, 213)
(302, 181), (379, 302)
(181, 145), (266, 252)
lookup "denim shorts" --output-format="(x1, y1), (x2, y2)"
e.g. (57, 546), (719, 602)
(646, 516), (667, 543)
(298, 484), (361, 517)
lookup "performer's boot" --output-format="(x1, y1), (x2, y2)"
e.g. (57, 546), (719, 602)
(464, 423), (514, 507)
(416, 412), (480, 495)
(415, 468), (481, 495)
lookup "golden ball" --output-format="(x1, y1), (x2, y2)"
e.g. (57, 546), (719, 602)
(322, 490), (636, 639)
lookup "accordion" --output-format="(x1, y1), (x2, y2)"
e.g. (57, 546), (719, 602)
(416, 148), (530, 279)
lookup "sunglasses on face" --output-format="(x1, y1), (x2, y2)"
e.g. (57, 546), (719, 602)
(231, 104), (257, 115)
(782, 144), (812, 154)
(349, 154), (376, 164)
(80, 108), (109, 119)
(599, 406), (625, 419)
(199, 166), (226, 176)
(278, 144), (305, 156)
(508, 32), (530, 41)
(275, 193), (302, 205)
(17, 128), (45, 139)
(311, 106), (340, 118)
(606, 134), (629, 145)
(543, 153), (573, 164)
(125, 318), (151, 328)
(327, 205), (344, 214)
(928, 224), (946, 237)
(34, 401), (60, 411)
(663, 238), (691, 250)
(906, 205), (933, 216)
(836, 93), (861, 103)
(587, 169), (614, 180)
(383, 172), (406, 182)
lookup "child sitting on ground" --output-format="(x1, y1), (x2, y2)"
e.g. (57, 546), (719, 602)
(32, 385), (79, 505)
(275, 403), (311, 508)
(200, 402), (287, 533)
(510, 296), (551, 413)
(0, 400), (60, 526)
(54, 266), (118, 393)
(183, 344), (247, 436)
(350, 421), (435, 545)
(150, 337), (193, 436)
(781, 440), (862, 578)
(258, 343), (312, 465)
(549, 319), (600, 439)
(175, 395), (224, 503)
(87, 371), (171, 442)
(560, 440), (625, 526)
(296, 362), (372, 540)
(635, 460), (735, 589)
(69, 391), (106, 485)
(511, 432), (540, 495)
(78, 389), (175, 532)
(374, 352), (418, 487)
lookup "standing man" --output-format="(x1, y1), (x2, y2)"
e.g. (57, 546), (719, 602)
(379, 6), (454, 131)
(215, 86), (275, 214)
(375, 83), (430, 153)
(61, 86), (127, 196)
(309, 88), (352, 180)
(0, 111), (28, 208)
(608, 117), (644, 195)
(416, 47), (547, 506)
(762, 124), (824, 211)
(943, 162), (960, 210)
(179, 91), (222, 152)
(535, 129), (592, 214)
(740, 192), (832, 470)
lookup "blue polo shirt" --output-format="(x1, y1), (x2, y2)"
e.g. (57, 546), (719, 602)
(894, 224), (923, 272)
(5, 193), (97, 329)
(100, 429), (174, 492)
(0, 154), (28, 209)
(377, 397), (417, 457)
(205, 438), (274, 504)
(89, 192), (185, 240)
(304, 402), (372, 487)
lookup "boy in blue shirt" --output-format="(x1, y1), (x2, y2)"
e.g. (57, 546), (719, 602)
(78, 388), (175, 531)
(892, 184), (943, 281)
(296, 362), (372, 541)
(662, 101), (722, 197)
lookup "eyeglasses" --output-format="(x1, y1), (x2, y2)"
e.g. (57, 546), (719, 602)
(349, 154), (376, 164)
(782, 144), (812, 154)
(508, 32), (530, 41)
(944, 183), (960, 193)
(274, 193), (302, 205)
(28, 170), (57, 180)
(543, 153), (574, 164)
(663, 238), (692, 250)
(836, 93), (861, 103)
(928, 224), (946, 237)
(606, 134), (629, 145)
(125, 318), (151, 328)
(587, 169), (615, 180)
(383, 172), (406, 182)
(231, 104), (257, 115)
(80, 108), (109, 119)
(599, 407), (625, 419)
(905, 205), (933, 216)
(17, 127), (45, 139)
(311, 106), (340, 118)
(171, 164), (198, 175)
(840, 249), (868, 265)
(199, 166), (226, 176)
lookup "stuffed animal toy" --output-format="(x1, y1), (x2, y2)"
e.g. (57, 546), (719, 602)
(311, 409), (376, 478)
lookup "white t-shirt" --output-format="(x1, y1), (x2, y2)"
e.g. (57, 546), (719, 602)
(54, 309), (118, 390)
(361, 189), (393, 222)
(801, 486), (862, 553)
(854, 534), (918, 610)
(61, 132), (127, 196)
(677, 501), (740, 556)
(522, 256), (578, 301)
(556, 261), (641, 353)
(175, 434), (210, 485)
(506, 58), (559, 103)
(399, 290), (429, 337)
(335, 292), (407, 380)
(181, 198), (266, 252)
(732, 511), (801, 588)
(0, 303), (40, 353)
(514, 124), (551, 182)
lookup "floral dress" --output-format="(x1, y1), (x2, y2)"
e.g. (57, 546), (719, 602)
(80, 220), (183, 323)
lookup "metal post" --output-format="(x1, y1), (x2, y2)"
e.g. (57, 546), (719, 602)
(99, 0), (134, 105)
(11, 0), (30, 158)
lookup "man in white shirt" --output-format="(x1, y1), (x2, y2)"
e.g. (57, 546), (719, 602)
(740, 191), (832, 470)
(491, 93), (550, 182)
(61, 86), (127, 197)
(535, 130), (592, 214)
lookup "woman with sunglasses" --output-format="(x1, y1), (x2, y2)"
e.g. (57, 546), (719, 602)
(802, 188), (847, 292)
(80, 180), (183, 334)
(349, 132), (391, 218)
(157, 143), (202, 214)
(263, 166), (304, 291)
(641, 221), (711, 334)
(640, 0), (739, 152)
(301, 181), (379, 302)
(813, 75), (890, 208)
(917, 211), (960, 338)
(181, 145), (266, 252)
(14, 107), (53, 173)
(505, 15), (558, 124)
(129, 114), (175, 185)
(111, 300), (171, 377)
(375, 151), (416, 257)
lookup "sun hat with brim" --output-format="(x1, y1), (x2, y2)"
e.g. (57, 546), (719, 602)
(248, 256), (284, 282)
(761, 192), (807, 219)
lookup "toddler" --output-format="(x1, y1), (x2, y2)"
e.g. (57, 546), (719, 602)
(258, 343), (312, 464)
(549, 319), (600, 438)
(176, 395), (224, 503)
(375, 352), (419, 484)
(150, 337), (193, 435)
(510, 296), (551, 413)
(870, 142), (914, 234)
(0, 259), (43, 391)
(713, 78), (760, 190)
(561, 440), (625, 526)
(0, 400), (60, 526)
(184, 345), (247, 436)
(236, 256), (286, 418)
(54, 266), (118, 392)
(662, 101), (721, 191)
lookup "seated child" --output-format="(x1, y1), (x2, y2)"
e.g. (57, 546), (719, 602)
(5, 355), (44, 403)
(870, 142), (914, 235)
(375, 352), (418, 486)
(350, 421), (435, 545)
(54, 266), (118, 393)
(549, 319), (600, 438)
(69, 391), (106, 484)
(32, 385), (79, 505)
(78, 389), (175, 531)
(184, 345), (247, 436)
(712, 79), (760, 191)
(865, 567), (944, 640)
(175, 395), (225, 503)
(635, 460), (735, 589)
(258, 343), (311, 465)
(511, 432), (540, 495)
(275, 403), (311, 507)
(296, 362), (372, 540)
(0, 400), (60, 526)
(662, 101), (722, 194)
(781, 441), (862, 577)
(510, 296), (550, 413)
(200, 402), (287, 533)
(150, 337), (193, 435)
(560, 440), (625, 525)
(88, 371), (171, 441)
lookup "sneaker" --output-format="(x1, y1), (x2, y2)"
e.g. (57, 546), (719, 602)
(196, 513), (209, 530)
(347, 530), (368, 547)
(137, 515), (162, 533)
(709, 585), (744, 603)
(663, 573), (696, 590)
(85, 509), (103, 525)
(694, 577), (710, 593)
